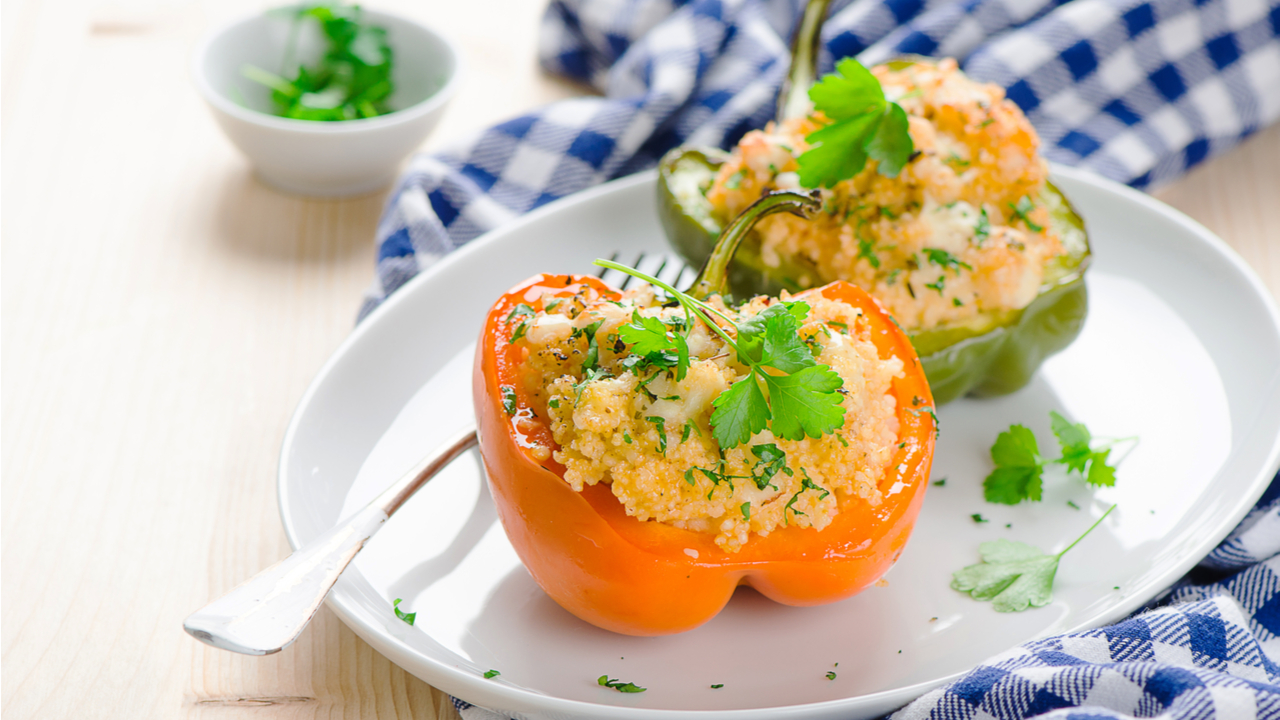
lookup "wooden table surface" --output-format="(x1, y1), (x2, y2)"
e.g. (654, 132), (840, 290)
(3, 1), (1277, 718)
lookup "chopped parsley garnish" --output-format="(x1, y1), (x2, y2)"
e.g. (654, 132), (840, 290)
(509, 321), (529, 344)
(598, 676), (646, 693)
(595, 260), (846, 449)
(506, 303), (535, 323)
(974, 208), (990, 245)
(953, 298), (964, 306)
(500, 386), (517, 416)
(984, 413), (1133, 504)
(785, 470), (830, 520)
(971, 513), (989, 524)
(933, 477), (946, 487)
(826, 671), (837, 680)
(241, 4), (394, 122)
(646, 416), (668, 453)
(572, 367), (612, 406)
(710, 684), (724, 689)
(924, 276), (946, 295)
(483, 670), (501, 679)
(857, 237), (881, 269)
(922, 248), (972, 274)
(1010, 196), (1044, 232)
(392, 598), (415, 626)
(725, 169), (746, 190)
(797, 58), (915, 188)
(952, 505), (1115, 612)
(740, 502), (751, 521)
(682, 420), (697, 443)
(623, 432), (632, 444)
(549, 398), (560, 409)
(580, 320), (605, 373)
(749, 443), (791, 490)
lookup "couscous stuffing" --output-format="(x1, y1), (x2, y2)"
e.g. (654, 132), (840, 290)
(508, 282), (904, 552)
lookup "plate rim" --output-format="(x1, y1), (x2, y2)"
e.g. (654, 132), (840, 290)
(277, 164), (1280, 719)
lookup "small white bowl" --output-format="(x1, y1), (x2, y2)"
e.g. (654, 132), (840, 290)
(194, 7), (460, 197)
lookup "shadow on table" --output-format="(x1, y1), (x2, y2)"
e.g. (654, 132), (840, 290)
(211, 168), (390, 263)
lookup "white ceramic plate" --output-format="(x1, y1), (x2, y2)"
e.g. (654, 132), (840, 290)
(278, 166), (1280, 720)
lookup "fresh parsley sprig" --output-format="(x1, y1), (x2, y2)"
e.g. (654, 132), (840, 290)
(593, 260), (846, 449)
(984, 412), (1135, 504)
(797, 58), (915, 188)
(952, 505), (1115, 612)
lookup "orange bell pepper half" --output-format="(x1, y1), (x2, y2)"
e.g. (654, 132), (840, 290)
(472, 272), (936, 636)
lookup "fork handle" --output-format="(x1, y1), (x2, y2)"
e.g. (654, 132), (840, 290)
(183, 428), (479, 655)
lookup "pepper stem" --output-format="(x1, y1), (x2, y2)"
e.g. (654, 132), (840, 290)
(686, 190), (821, 300)
(776, 0), (832, 122)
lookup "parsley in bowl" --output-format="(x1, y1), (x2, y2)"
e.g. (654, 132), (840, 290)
(194, 4), (460, 196)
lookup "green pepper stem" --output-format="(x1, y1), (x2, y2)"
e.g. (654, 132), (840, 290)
(687, 190), (821, 300)
(776, 0), (832, 122)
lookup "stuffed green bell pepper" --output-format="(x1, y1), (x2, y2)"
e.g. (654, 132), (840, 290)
(657, 1), (1090, 405)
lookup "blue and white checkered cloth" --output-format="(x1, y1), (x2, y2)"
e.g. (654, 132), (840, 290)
(362, 0), (1280, 715)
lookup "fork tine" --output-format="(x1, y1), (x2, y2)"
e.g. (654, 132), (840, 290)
(591, 252), (693, 294)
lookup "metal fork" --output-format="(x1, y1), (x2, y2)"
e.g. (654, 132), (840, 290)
(183, 253), (692, 656)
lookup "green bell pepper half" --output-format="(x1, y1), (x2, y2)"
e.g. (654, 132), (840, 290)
(655, 115), (1091, 405)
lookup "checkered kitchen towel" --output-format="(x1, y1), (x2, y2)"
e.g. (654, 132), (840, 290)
(369, 0), (1280, 716)
(359, 0), (1280, 319)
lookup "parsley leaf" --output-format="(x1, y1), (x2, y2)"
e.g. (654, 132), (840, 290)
(618, 311), (690, 381)
(983, 425), (1043, 504)
(483, 670), (501, 679)
(1086, 448), (1117, 487)
(598, 676), (646, 693)
(1050, 411), (1093, 475)
(797, 58), (915, 188)
(710, 375), (769, 448)
(392, 598), (415, 626)
(762, 365), (846, 441)
(618, 312), (672, 355)
(952, 505), (1115, 612)
(1050, 411), (1121, 486)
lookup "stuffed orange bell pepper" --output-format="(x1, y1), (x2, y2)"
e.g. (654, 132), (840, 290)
(473, 191), (936, 636)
